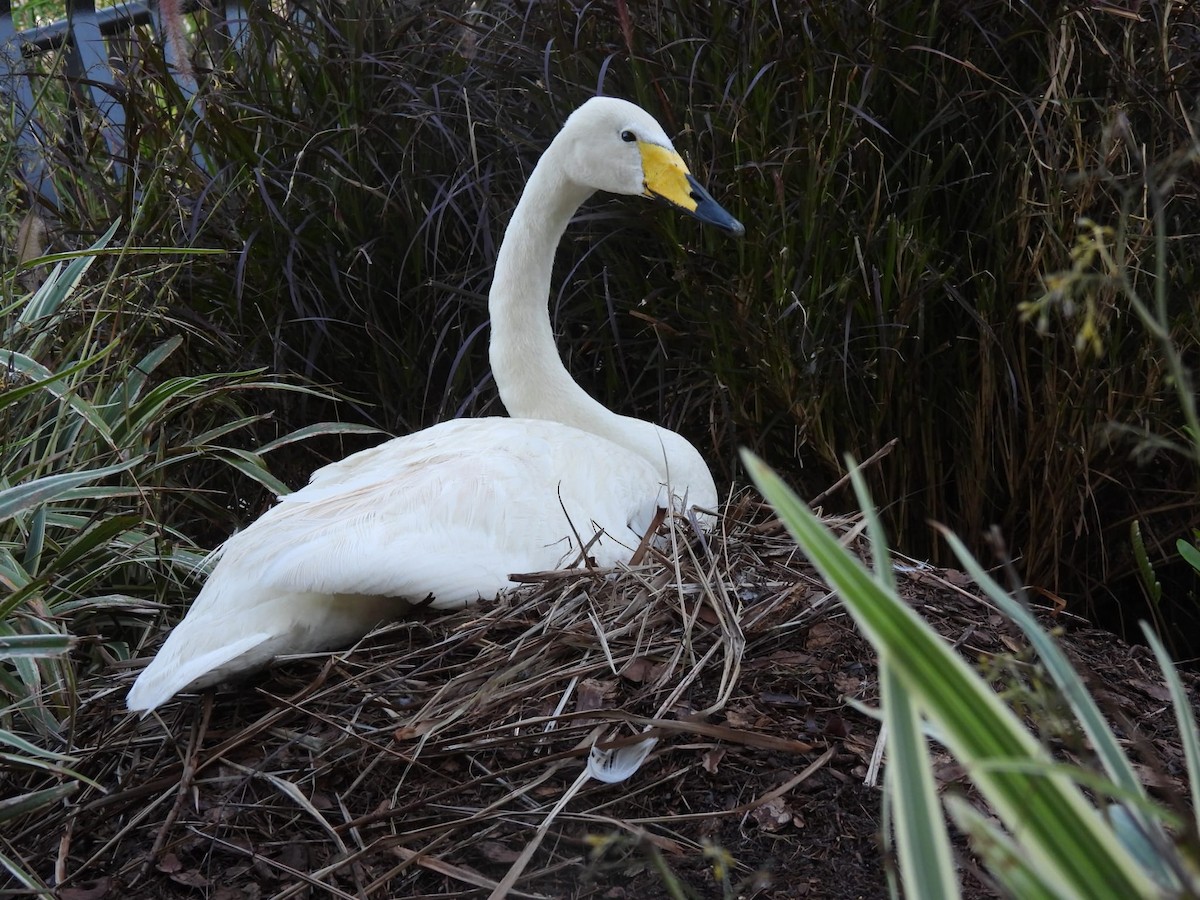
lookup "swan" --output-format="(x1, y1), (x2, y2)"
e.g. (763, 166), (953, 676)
(126, 97), (743, 712)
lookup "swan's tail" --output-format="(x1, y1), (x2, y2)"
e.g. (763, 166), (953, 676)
(126, 581), (400, 713)
(126, 630), (274, 712)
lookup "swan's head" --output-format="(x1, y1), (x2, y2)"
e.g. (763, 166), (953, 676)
(559, 97), (744, 236)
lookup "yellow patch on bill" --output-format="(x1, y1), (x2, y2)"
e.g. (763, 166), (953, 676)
(640, 143), (696, 210)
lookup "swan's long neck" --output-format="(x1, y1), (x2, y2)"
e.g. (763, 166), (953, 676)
(489, 139), (595, 425)
(487, 139), (716, 509)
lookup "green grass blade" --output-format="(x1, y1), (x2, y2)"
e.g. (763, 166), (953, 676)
(104, 335), (184, 416)
(218, 448), (292, 497)
(945, 796), (1062, 900)
(51, 593), (162, 616)
(0, 783), (79, 825)
(846, 456), (895, 595)
(1130, 521), (1162, 605)
(0, 752), (105, 790)
(13, 219), (120, 330)
(936, 524), (1174, 883)
(0, 728), (75, 762)
(0, 349), (118, 446)
(0, 844), (52, 891)
(8, 262), (65, 336)
(851, 457), (956, 897)
(1177, 539), (1200, 573)
(21, 505), (46, 577)
(0, 458), (145, 520)
(186, 415), (274, 449)
(1, 348), (105, 401)
(1140, 623), (1200, 837)
(879, 776), (902, 900)
(43, 487), (142, 504)
(882, 664), (960, 900)
(18, 245), (224, 269)
(111, 374), (238, 446)
(0, 548), (31, 590)
(45, 515), (143, 583)
(743, 450), (1156, 899)
(0, 633), (73, 658)
(256, 421), (386, 455)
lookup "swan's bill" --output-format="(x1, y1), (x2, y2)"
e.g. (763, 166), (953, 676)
(639, 142), (745, 237)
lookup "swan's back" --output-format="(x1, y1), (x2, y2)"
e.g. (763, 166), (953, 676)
(248, 418), (673, 595)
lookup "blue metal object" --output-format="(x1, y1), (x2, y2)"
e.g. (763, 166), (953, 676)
(1, 0), (241, 210)
(1, 0), (58, 205)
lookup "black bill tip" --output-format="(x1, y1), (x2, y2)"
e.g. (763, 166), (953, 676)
(686, 174), (745, 237)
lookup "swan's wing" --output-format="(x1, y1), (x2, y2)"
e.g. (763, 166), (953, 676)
(224, 418), (664, 606)
(127, 418), (668, 711)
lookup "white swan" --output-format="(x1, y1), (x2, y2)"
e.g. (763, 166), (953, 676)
(126, 97), (743, 712)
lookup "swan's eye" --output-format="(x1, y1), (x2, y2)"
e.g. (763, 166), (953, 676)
(621, 130), (637, 143)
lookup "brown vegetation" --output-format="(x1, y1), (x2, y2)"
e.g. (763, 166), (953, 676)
(8, 499), (1194, 897)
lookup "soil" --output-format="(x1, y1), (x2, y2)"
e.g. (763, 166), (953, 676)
(5, 494), (1197, 899)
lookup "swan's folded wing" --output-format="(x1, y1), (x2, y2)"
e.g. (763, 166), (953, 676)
(233, 420), (661, 606)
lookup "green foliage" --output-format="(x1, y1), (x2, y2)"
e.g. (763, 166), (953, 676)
(1180, 537), (1200, 575)
(7, 1), (1199, 646)
(0, 225), (375, 682)
(1132, 521), (1163, 607)
(7, 0), (68, 31)
(746, 451), (1200, 899)
(0, 225), (365, 888)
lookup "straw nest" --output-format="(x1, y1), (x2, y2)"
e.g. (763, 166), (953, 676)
(5, 493), (1194, 899)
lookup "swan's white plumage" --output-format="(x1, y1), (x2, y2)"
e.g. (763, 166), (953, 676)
(127, 96), (740, 712)
(252, 419), (672, 599)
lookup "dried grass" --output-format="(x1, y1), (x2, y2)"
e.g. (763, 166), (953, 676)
(7, 495), (823, 896)
(6, 494), (1193, 898)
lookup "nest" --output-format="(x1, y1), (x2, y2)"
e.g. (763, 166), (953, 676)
(4, 494), (1194, 899)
